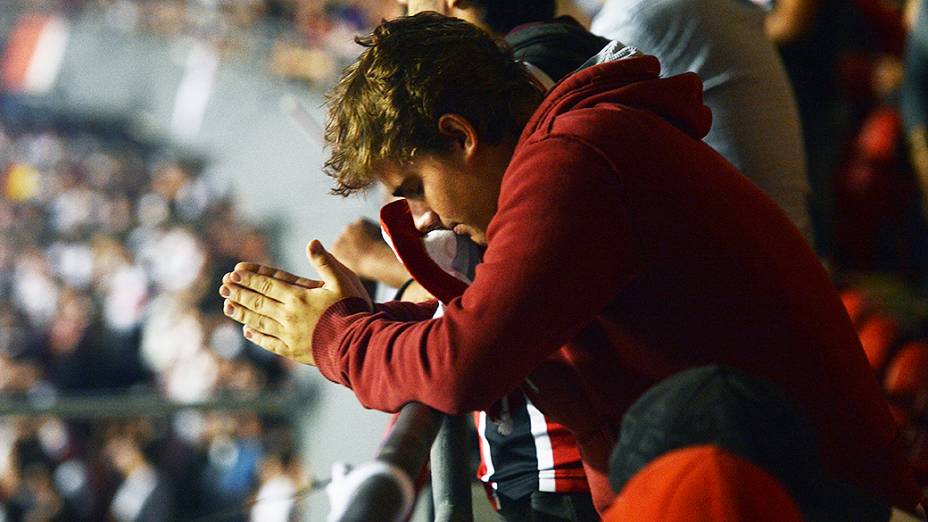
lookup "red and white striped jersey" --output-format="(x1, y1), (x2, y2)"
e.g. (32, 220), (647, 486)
(475, 390), (589, 503)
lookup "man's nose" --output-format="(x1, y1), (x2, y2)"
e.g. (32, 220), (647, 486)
(407, 200), (442, 233)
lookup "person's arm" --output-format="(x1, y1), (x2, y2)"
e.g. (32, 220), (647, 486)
(221, 137), (637, 414)
(907, 126), (928, 196)
(556, 0), (594, 28)
(310, 137), (638, 414)
(332, 218), (411, 288)
(906, 0), (923, 31)
(765, 0), (821, 44)
(394, 278), (436, 303)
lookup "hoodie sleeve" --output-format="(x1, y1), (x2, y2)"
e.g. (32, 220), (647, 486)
(311, 136), (641, 414)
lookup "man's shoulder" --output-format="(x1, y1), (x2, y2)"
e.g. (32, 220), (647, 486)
(520, 102), (646, 154)
(508, 111), (633, 190)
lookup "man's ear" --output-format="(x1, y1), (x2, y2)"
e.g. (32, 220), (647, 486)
(437, 113), (478, 160)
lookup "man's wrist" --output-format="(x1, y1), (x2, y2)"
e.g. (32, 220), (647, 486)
(311, 296), (374, 384)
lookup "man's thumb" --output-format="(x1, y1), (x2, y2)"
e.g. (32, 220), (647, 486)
(306, 240), (341, 289)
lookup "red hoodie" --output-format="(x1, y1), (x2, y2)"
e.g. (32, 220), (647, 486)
(312, 55), (919, 512)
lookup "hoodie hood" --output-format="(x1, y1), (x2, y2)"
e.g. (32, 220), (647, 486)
(380, 199), (474, 305)
(521, 55), (713, 145)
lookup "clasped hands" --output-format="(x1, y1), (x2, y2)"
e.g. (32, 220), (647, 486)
(218, 240), (372, 365)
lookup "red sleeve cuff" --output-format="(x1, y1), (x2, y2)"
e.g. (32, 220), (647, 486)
(311, 297), (372, 385)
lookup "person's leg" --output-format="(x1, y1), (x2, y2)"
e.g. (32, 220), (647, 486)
(496, 493), (533, 522)
(530, 491), (599, 522)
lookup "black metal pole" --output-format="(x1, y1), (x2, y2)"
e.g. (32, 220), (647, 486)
(334, 402), (443, 522)
(430, 414), (474, 522)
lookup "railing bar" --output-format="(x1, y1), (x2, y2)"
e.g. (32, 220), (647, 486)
(430, 414), (474, 522)
(0, 392), (294, 418)
(333, 402), (444, 522)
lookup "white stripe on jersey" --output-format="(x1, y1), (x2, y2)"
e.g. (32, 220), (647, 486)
(526, 399), (557, 492)
(477, 411), (496, 483)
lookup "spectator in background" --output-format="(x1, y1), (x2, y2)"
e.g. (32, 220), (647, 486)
(603, 366), (894, 521)
(591, 0), (813, 245)
(826, 0), (928, 276)
(249, 451), (303, 522)
(765, 0), (857, 256)
(332, 218), (411, 291)
(1, 417), (85, 521)
(198, 412), (264, 516)
(5, 461), (70, 521)
(41, 287), (96, 391)
(904, 0), (928, 204)
(273, 0), (403, 85)
(105, 426), (175, 522)
(392, 1), (607, 98)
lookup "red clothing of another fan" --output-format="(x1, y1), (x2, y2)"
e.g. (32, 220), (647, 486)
(312, 55), (919, 513)
(603, 445), (804, 522)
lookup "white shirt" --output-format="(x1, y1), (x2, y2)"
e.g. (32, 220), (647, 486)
(593, 0), (814, 244)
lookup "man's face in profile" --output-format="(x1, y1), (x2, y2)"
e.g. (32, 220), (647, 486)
(377, 152), (501, 247)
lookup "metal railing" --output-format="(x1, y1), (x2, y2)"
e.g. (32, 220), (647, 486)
(329, 403), (473, 522)
(429, 414), (474, 522)
(0, 390), (296, 419)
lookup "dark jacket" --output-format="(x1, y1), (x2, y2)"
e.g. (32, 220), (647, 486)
(506, 16), (610, 84)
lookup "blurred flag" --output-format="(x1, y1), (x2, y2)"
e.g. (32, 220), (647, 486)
(2, 14), (70, 95)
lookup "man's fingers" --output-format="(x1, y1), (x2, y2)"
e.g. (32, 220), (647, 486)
(237, 262), (322, 288)
(307, 240), (351, 292)
(241, 326), (290, 358)
(223, 270), (307, 303)
(221, 283), (285, 317)
(234, 262), (324, 289)
(307, 240), (373, 309)
(223, 299), (285, 337)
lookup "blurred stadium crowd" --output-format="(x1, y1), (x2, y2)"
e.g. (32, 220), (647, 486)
(0, 112), (308, 520)
(5, 0), (928, 520)
(0, 2), (409, 518)
(1, 0), (401, 87)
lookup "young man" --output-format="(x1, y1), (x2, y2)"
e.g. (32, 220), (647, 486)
(333, 2), (610, 517)
(328, 3), (609, 520)
(219, 13), (920, 514)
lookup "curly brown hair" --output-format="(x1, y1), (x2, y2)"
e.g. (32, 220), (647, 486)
(323, 12), (544, 196)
